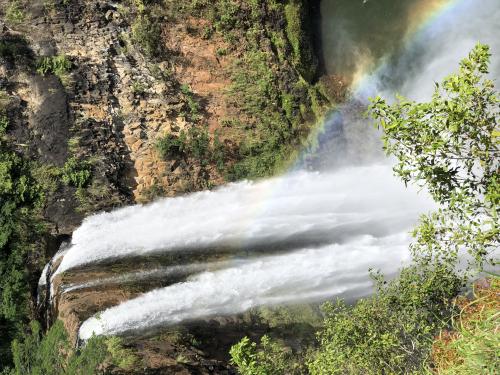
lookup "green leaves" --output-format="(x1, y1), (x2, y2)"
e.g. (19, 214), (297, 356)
(370, 43), (499, 269)
(36, 55), (72, 77)
(61, 157), (92, 189)
(131, 14), (163, 58)
(0, 128), (45, 366)
(9, 320), (138, 375)
(156, 126), (218, 167)
(307, 262), (462, 375)
(230, 335), (304, 375)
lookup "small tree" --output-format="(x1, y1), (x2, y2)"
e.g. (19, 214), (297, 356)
(230, 335), (304, 375)
(370, 43), (499, 268)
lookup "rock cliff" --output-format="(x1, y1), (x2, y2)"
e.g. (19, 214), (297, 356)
(0, 0), (337, 372)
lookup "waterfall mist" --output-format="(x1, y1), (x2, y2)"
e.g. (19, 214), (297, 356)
(314, 0), (500, 168)
(42, 0), (500, 340)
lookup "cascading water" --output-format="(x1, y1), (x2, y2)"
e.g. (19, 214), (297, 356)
(40, 0), (500, 341)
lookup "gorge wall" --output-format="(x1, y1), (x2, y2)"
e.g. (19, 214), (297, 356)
(0, 0), (336, 373)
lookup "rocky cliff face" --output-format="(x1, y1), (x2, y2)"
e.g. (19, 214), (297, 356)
(0, 0), (335, 372)
(3, 0), (338, 205)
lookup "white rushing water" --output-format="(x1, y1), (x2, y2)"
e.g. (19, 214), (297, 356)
(76, 165), (434, 339)
(64, 0), (500, 339)
(56, 165), (431, 275)
(80, 232), (417, 339)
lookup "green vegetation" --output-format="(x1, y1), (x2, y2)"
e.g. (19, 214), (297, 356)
(36, 55), (72, 77)
(284, 0), (318, 82)
(36, 55), (73, 87)
(308, 264), (461, 374)
(180, 84), (201, 122)
(125, 0), (330, 181)
(0, 104), (94, 370)
(131, 13), (163, 58)
(6, 320), (139, 374)
(130, 80), (147, 96)
(431, 277), (499, 374)
(0, 107), (45, 366)
(5, 1), (26, 25)
(230, 43), (499, 375)
(61, 156), (92, 189)
(156, 126), (224, 169)
(370, 43), (499, 268)
(225, 48), (328, 180)
(230, 336), (306, 375)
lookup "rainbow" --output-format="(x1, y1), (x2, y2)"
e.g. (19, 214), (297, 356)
(290, 0), (468, 171)
(234, 0), (472, 244)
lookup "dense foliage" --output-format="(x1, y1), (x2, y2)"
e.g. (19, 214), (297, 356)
(61, 157), (92, 189)
(0, 109), (44, 365)
(370, 43), (499, 267)
(230, 335), (306, 375)
(230, 43), (499, 375)
(308, 264), (461, 374)
(6, 320), (138, 375)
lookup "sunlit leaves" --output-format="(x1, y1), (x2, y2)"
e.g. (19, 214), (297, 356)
(370, 43), (499, 269)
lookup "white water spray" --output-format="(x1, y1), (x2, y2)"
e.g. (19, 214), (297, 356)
(75, 165), (434, 339)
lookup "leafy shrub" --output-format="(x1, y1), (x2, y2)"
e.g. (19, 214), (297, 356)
(156, 133), (187, 158)
(370, 43), (499, 268)
(230, 336), (304, 375)
(180, 84), (201, 121)
(105, 336), (139, 370)
(211, 0), (241, 32)
(307, 262), (462, 375)
(9, 320), (139, 374)
(61, 157), (92, 188)
(156, 126), (215, 166)
(35, 55), (72, 77)
(131, 14), (162, 58)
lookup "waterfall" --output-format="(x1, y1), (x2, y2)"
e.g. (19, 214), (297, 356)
(40, 0), (500, 340)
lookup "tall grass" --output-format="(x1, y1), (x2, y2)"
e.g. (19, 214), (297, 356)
(431, 276), (499, 374)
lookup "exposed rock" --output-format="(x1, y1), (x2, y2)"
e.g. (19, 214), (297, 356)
(0, 0), (327, 372)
